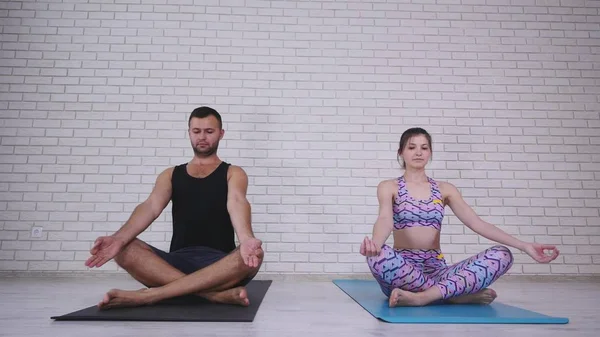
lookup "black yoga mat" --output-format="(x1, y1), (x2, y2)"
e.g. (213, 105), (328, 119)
(51, 280), (272, 322)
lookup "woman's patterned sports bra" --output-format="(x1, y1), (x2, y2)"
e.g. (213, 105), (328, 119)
(392, 176), (445, 231)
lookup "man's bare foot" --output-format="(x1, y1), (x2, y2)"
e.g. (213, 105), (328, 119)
(388, 288), (424, 307)
(202, 286), (249, 306)
(447, 288), (497, 305)
(98, 288), (155, 310)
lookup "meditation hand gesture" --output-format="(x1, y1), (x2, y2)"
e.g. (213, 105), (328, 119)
(523, 242), (560, 263)
(85, 236), (125, 268)
(240, 237), (263, 268)
(360, 236), (381, 257)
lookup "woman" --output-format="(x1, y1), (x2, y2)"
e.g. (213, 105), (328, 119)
(361, 127), (559, 307)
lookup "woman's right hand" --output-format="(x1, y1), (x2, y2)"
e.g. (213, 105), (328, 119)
(360, 236), (381, 257)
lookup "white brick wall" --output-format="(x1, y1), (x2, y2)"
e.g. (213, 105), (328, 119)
(1, 0), (599, 276)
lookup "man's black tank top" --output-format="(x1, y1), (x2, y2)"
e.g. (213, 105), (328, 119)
(169, 161), (236, 253)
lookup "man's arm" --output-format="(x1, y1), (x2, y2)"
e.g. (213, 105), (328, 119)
(112, 167), (174, 246)
(226, 165), (255, 244)
(86, 167), (174, 268)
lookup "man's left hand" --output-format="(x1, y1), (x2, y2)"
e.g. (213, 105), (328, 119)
(240, 238), (263, 268)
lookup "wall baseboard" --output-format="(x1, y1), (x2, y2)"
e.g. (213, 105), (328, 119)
(0, 271), (598, 282)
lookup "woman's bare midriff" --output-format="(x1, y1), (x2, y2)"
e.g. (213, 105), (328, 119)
(392, 228), (441, 250)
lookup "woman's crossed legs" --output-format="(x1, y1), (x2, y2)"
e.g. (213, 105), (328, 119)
(367, 245), (514, 307)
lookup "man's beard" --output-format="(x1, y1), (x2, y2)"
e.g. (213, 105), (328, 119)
(192, 142), (219, 157)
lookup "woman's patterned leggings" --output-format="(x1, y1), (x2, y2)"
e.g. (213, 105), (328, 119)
(367, 245), (514, 299)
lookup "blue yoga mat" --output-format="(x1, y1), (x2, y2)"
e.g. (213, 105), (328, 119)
(333, 279), (569, 324)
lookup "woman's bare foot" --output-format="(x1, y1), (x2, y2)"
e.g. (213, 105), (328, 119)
(98, 288), (155, 310)
(388, 288), (425, 307)
(202, 286), (249, 306)
(448, 288), (497, 305)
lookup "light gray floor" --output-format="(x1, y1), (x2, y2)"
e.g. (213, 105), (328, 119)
(0, 274), (598, 337)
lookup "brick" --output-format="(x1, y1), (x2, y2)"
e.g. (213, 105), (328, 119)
(0, 2), (597, 275)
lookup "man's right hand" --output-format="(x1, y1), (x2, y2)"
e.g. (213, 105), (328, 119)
(85, 236), (125, 268)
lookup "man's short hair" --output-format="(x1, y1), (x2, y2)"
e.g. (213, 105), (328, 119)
(188, 106), (222, 129)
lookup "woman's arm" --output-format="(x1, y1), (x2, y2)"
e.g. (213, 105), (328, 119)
(442, 182), (528, 251)
(441, 181), (559, 263)
(361, 180), (394, 256)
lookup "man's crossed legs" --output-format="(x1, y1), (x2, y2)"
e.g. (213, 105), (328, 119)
(98, 239), (263, 310)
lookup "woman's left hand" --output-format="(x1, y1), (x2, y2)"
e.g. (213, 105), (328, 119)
(523, 242), (560, 263)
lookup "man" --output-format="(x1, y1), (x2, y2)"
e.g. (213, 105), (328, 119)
(85, 106), (264, 309)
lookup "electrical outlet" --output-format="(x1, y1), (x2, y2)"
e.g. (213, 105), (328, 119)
(31, 226), (43, 238)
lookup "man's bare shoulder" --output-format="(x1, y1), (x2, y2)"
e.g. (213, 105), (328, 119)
(226, 164), (248, 181)
(163, 166), (176, 174)
(156, 166), (175, 181)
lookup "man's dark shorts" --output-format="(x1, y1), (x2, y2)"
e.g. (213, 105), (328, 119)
(148, 245), (255, 287)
